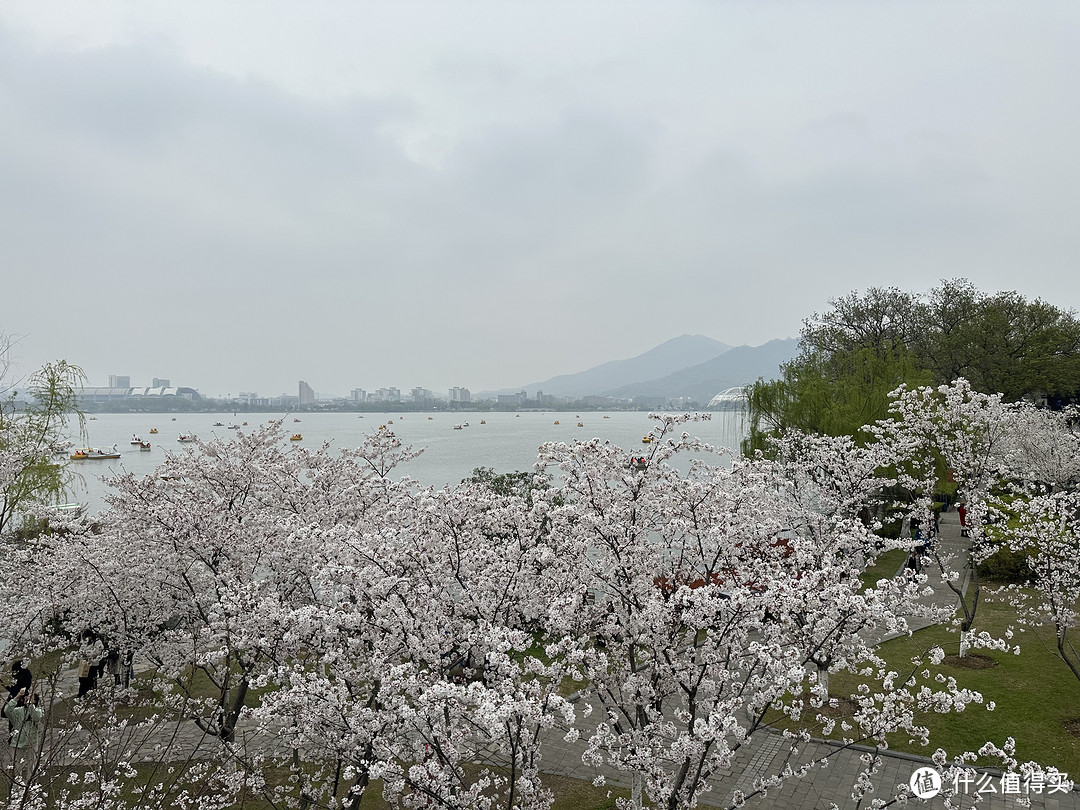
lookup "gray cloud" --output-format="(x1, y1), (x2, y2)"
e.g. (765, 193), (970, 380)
(2, 3), (1079, 396)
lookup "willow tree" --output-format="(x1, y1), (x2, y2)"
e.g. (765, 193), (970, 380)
(743, 345), (929, 455)
(0, 357), (85, 537)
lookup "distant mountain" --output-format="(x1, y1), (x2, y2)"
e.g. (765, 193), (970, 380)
(601, 338), (798, 402)
(513, 335), (732, 398)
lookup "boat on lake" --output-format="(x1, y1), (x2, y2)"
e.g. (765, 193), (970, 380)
(290, 433), (302, 441)
(139, 442), (152, 451)
(130, 434), (142, 444)
(178, 434), (197, 443)
(70, 448), (121, 460)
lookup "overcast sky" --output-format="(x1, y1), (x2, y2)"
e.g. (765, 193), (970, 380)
(2, 2), (1078, 398)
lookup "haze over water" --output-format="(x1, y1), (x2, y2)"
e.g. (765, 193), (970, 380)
(66, 411), (748, 514)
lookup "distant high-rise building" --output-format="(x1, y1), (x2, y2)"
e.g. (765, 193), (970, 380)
(411, 387), (435, 403)
(449, 386), (471, 403)
(299, 380), (315, 405)
(108, 375), (130, 389)
(371, 387), (401, 403)
(350, 388), (367, 402)
(152, 377), (170, 388)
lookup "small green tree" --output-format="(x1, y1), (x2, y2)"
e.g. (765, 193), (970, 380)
(0, 358), (86, 537)
(464, 466), (552, 499)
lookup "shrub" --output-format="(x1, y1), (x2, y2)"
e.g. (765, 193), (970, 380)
(978, 547), (1032, 584)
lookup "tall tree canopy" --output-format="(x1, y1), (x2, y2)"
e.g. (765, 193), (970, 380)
(745, 279), (1080, 454)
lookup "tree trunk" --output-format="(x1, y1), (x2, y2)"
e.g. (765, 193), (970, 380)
(221, 679), (249, 743)
(631, 772), (643, 809)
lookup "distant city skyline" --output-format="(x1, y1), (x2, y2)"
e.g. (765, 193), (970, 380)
(81, 373), (478, 402)
(4, 3), (1080, 396)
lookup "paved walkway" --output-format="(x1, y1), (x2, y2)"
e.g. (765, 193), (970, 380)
(19, 509), (1077, 809)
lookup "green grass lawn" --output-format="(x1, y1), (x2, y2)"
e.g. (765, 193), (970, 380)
(825, 589), (1080, 773)
(860, 548), (908, 591)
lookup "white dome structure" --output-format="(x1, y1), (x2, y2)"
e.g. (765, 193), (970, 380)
(707, 386), (749, 410)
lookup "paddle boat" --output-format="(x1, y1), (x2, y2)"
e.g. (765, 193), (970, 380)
(70, 447), (121, 460)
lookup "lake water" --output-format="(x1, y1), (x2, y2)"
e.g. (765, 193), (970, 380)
(65, 410), (748, 514)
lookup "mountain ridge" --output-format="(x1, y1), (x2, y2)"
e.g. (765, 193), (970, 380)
(492, 334), (732, 398)
(601, 338), (798, 402)
(480, 334), (796, 402)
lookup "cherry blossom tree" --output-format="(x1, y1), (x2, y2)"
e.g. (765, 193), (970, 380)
(1002, 488), (1080, 684)
(873, 380), (1017, 655)
(532, 416), (995, 810)
(256, 475), (578, 810)
(0, 411), (1060, 810)
(2, 422), (425, 807)
(994, 404), (1080, 494)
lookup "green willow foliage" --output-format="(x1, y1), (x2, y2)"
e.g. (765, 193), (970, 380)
(744, 279), (1080, 456)
(0, 359), (86, 536)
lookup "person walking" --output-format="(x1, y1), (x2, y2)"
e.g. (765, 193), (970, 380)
(4, 688), (43, 785)
(908, 522), (929, 574)
(77, 631), (104, 697)
(957, 503), (969, 538)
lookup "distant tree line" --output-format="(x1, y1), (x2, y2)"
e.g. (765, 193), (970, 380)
(744, 279), (1080, 454)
